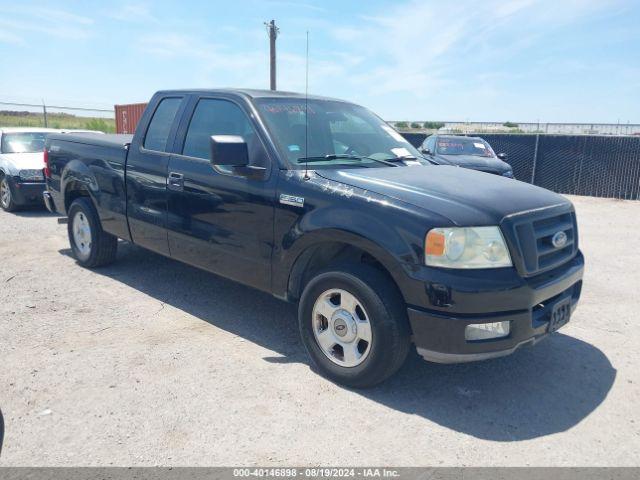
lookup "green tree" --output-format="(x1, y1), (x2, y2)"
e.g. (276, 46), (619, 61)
(410, 122), (422, 129)
(423, 121), (445, 129)
(503, 121), (519, 128)
(395, 121), (408, 129)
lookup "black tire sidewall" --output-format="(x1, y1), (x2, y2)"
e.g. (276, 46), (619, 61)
(67, 198), (99, 266)
(299, 265), (410, 387)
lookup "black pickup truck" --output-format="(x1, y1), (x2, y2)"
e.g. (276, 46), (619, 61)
(44, 89), (584, 387)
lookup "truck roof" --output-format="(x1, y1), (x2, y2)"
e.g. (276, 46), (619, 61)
(155, 88), (351, 104)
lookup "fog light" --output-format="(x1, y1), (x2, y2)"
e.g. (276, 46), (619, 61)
(465, 321), (510, 341)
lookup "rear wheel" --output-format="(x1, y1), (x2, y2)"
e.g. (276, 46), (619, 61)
(0, 176), (18, 212)
(298, 264), (411, 388)
(67, 197), (117, 267)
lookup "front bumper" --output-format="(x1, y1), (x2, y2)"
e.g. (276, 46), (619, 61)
(406, 251), (584, 363)
(6, 176), (46, 205)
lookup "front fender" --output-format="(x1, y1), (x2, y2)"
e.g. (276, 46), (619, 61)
(272, 171), (429, 300)
(288, 205), (418, 262)
(0, 157), (18, 177)
(278, 225), (411, 300)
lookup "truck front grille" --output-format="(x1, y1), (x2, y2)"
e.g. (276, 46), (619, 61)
(502, 205), (578, 277)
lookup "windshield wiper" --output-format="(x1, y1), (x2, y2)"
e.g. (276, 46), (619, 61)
(296, 154), (400, 167)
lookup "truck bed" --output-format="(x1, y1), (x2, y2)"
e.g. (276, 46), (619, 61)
(45, 132), (134, 241)
(47, 133), (133, 149)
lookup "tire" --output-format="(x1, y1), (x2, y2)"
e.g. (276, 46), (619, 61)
(0, 176), (18, 212)
(67, 197), (118, 267)
(298, 263), (411, 388)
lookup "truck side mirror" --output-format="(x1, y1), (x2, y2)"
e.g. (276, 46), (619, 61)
(420, 147), (431, 155)
(497, 152), (508, 161)
(210, 135), (249, 167)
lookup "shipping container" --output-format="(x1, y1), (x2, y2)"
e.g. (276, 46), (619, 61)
(114, 103), (147, 134)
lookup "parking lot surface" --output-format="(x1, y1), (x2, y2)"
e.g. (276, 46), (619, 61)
(1, 195), (639, 466)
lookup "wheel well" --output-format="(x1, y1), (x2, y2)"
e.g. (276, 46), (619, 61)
(64, 184), (90, 213)
(287, 242), (402, 302)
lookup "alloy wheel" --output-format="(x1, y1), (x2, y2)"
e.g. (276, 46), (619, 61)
(312, 288), (373, 367)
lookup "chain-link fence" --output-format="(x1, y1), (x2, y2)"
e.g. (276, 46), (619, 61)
(402, 132), (640, 200)
(391, 121), (640, 136)
(0, 100), (115, 132)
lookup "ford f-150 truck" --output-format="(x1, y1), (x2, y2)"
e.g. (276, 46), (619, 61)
(44, 89), (584, 387)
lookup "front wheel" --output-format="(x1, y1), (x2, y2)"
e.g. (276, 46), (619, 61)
(67, 197), (118, 267)
(0, 176), (18, 212)
(298, 264), (411, 388)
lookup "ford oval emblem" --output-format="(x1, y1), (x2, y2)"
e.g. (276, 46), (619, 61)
(551, 231), (568, 249)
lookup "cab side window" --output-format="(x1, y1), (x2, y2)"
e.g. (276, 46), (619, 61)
(182, 99), (268, 168)
(143, 97), (182, 151)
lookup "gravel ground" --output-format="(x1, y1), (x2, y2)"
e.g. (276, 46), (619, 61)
(0, 195), (639, 466)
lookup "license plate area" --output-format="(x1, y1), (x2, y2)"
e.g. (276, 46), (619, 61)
(548, 296), (572, 333)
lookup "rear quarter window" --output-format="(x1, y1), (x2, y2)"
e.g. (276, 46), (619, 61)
(143, 97), (182, 151)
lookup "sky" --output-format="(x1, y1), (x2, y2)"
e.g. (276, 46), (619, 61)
(0, 0), (638, 123)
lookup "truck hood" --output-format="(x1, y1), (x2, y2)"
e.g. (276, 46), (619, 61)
(316, 165), (570, 226)
(435, 154), (510, 173)
(0, 152), (45, 174)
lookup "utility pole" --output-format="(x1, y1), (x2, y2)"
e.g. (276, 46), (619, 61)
(42, 99), (48, 128)
(265, 20), (279, 90)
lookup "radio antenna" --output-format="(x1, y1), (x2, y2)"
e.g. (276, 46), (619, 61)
(303, 30), (310, 180)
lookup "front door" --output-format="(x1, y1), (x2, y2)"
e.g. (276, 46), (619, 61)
(166, 96), (277, 292)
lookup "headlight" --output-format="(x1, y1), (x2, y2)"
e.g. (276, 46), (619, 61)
(502, 170), (514, 178)
(425, 226), (512, 268)
(19, 169), (44, 182)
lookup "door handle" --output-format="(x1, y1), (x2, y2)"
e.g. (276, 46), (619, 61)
(168, 172), (184, 191)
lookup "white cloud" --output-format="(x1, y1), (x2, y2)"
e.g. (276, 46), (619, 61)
(136, 32), (270, 88)
(33, 6), (93, 24)
(325, 0), (628, 101)
(0, 5), (94, 40)
(259, 1), (327, 13)
(0, 5), (93, 24)
(0, 30), (24, 45)
(104, 2), (158, 23)
(129, 0), (633, 120)
(0, 18), (92, 40)
(138, 33), (197, 57)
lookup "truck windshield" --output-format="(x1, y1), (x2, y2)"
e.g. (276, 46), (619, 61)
(436, 137), (496, 157)
(255, 98), (425, 168)
(1, 132), (48, 154)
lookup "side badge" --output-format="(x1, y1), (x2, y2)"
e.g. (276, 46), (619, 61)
(279, 194), (305, 208)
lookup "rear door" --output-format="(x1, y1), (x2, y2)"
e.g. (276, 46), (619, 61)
(165, 94), (277, 292)
(126, 95), (185, 255)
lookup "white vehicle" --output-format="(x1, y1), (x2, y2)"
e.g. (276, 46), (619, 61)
(0, 127), (58, 211)
(60, 129), (105, 134)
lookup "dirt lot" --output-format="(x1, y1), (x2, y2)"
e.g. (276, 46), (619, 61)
(1, 195), (639, 466)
